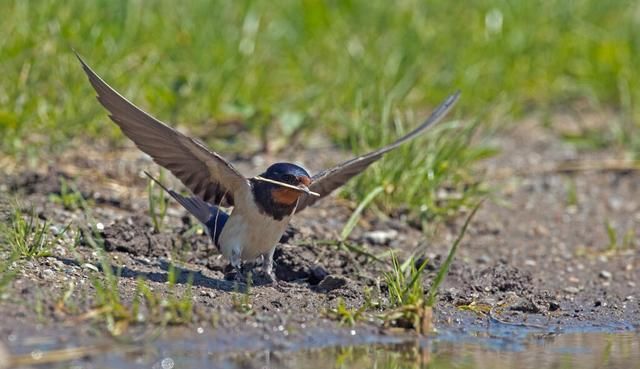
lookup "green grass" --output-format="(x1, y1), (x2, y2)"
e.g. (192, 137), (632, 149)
(324, 201), (481, 333)
(604, 219), (636, 252)
(0, 255), (17, 296)
(147, 170), (169, 233)
(48, 177), (90, 211)
(1, 203), (69, 259)
(88, 253), (196, 335)
(382, 201), (481, 333)
(2, 1), (639, 218)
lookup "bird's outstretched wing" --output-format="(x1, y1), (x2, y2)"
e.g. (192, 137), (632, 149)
(77, 53), (249, 206)
(296, 91), (460, 212)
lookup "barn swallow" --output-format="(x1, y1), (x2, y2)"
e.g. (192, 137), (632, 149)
(76, 53), (460, 282)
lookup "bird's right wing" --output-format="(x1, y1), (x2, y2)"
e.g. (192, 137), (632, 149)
(296, 91), (460, 212)
(77, 53), (249, 206)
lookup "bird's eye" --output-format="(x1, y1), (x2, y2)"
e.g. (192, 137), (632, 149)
(282, 174), (296, 183)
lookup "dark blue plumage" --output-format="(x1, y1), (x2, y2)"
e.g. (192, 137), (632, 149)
(262, 162), (311, 185)
(204, 206), (229, 247)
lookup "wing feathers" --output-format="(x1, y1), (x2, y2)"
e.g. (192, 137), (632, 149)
(77, 53), (249, 206)
(296, 91), (460, 212)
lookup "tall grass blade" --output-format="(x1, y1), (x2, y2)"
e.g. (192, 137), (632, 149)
(340, 186), (384, 241)
(425, 199), (484, 306)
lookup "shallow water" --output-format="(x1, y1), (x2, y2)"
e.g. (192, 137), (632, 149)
(5, 328), (638, 369)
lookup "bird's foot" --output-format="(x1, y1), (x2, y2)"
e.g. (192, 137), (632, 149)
(261, 252), (278, 286)
(265, 270), (278, 287)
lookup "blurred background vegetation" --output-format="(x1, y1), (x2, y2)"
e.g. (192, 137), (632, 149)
(1, 0), (639, 223)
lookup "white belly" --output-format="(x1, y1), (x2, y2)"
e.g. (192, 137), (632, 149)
(218, 200), (291, 261)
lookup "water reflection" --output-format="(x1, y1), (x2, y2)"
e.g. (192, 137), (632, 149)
(4, 331), (638, 369)
(209, 333), (639, 369)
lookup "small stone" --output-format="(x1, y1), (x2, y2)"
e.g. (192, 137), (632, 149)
(549, 301), (560, 311)
(533, 225), (550, 237)
(599, 270), (612, 280)
(524, 259), (536, 267)
(625, 296), (634, 302)
(81, 263), (99, 273)
(477, 255), (491, 264)
(317, 275), (347, 292)
(568, 276), (580, 284)
(41, 269), (55, 279)
(200, 290), (215, 298)
(308, 265), (329, 285)
(564, 286), (579, 294)
(509, 297), (541, 314)
(608, 197), (623, 211)
(363, 229), (398, 245)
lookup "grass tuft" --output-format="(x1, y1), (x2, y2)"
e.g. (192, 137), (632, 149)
(48, 177), (89, 211)
(86, 249), (196, 335)
(147, 170), (168, 233)
(385, 254), (429, 308)
(381, 200), (483, 334)
(3, 203), (68, 259)
(604, 220), (636, 252)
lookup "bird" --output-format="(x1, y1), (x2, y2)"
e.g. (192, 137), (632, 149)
(76, 53), (460, 282)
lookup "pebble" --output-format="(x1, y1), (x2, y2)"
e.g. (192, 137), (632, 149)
(524, 259), (536, 267)
(309, 265), (329, 284)
(608, 197), (623, 211)
(599, 270), (612, 280)
(477, 255), (491, 264)
(568, 276), (580, 284)
(533, 225), (550, 237)
(563, 286), (579, 294)
(363, 229), (398, 245)
(41, 269), (56, 279)
(200, 290), (215, 298)
(317, 275), (347, 292)
(81, 263), (99, 273)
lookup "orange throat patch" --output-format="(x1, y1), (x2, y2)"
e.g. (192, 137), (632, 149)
(271, 187), (302, 205)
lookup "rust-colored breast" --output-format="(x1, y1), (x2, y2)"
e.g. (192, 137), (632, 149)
(271, 188), (302, 205)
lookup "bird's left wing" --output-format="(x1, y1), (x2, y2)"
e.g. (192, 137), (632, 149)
(295, 91), (460, 213)
(77, 53), (249, 207)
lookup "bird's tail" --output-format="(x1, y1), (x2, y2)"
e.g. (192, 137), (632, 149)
(144, 171), (228, 247)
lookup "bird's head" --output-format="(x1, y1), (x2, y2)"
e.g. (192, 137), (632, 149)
(260, 162), (312, 206)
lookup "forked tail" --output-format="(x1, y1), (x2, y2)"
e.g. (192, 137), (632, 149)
(144, 171), (228, 247)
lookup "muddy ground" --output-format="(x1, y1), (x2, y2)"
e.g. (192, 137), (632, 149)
(0, 115), (638, 354)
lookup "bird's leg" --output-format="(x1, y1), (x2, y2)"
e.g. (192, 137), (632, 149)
(230, 248), (245, 282)
(262, 246), (277, 283)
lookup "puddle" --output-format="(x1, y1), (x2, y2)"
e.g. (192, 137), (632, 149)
(4, 327), (638, 369)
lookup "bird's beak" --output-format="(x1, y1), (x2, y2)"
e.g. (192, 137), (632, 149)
(297, 176), (312, 187)
(296, 176), (318, 197)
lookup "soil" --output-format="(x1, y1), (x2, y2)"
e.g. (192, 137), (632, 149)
(0, 116), (638, 354)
